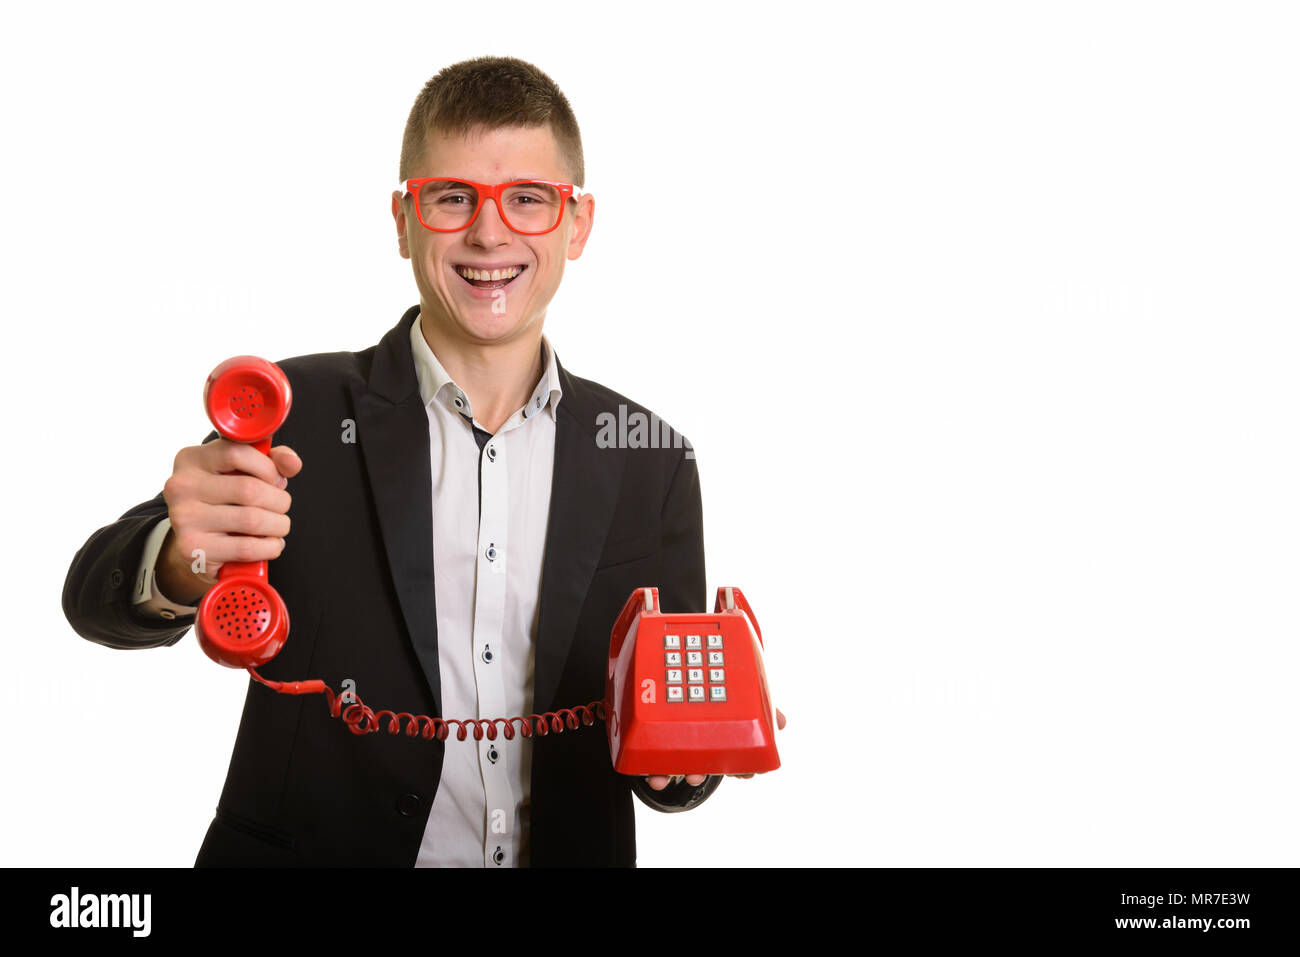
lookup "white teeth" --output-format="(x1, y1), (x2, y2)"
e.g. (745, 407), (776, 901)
(457, 265), (523, 281)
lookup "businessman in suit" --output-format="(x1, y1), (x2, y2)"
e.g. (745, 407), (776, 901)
(61, 57), (776, 866)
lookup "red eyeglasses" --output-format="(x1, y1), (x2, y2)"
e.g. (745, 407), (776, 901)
(400, 178), (584, 235)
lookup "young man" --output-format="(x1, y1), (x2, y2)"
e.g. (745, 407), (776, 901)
(62, 56), (751, 866)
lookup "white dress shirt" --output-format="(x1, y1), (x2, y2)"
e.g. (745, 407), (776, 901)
(409, 315), (559, 867)
(133, 314), (562, 867)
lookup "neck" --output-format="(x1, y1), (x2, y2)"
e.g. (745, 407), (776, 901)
(418, 310), (546, 434)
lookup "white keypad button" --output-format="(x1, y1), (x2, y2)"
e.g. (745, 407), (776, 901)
(665, 651), (681, 666)
(686, 635), (702, 649)
(667, 686), (684, 702)
(664, 635), (681, 649)
(688, 686), (706, 702)
(708, 651), (724, 666)
(666, 669), (682, 684)
(709, 668), (725, 683)
(707, 634), (723, 649)
(687, 668), (704, 684)
(710, 686), (727, 702)
(686, 651), (703, 666)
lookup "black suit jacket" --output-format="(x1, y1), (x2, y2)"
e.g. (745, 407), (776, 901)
(62, 305), (719, 866)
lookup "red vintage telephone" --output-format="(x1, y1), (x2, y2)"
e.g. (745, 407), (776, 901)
(605, 585), (780, 775)
(194, 356), (779, 776)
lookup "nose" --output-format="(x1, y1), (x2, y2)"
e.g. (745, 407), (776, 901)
(465, 193), (512, 247)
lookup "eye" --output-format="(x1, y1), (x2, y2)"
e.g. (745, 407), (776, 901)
(507, 185), (555, 206)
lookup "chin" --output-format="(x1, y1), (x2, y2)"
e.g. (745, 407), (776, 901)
(455, 310), (531, 343)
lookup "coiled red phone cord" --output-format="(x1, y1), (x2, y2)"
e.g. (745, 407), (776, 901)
(247, 668), (607, 742)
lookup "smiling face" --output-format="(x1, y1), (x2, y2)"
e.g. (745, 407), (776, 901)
(392, 124), (594, 349)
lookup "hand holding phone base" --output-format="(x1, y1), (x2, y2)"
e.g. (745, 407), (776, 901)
(605, 586), (781, 776)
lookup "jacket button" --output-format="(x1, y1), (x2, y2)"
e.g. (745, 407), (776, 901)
(109, 568), (124, 589)
(395, 793), (422, 817)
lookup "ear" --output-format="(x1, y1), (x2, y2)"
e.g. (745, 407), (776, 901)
(566, 192), (595, 262)
(392, 191), (411, 260)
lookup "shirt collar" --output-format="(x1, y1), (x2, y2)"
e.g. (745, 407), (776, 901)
(408, 312), (562, 424)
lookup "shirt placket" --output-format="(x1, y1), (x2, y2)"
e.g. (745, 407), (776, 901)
(473, 427), (513, 867)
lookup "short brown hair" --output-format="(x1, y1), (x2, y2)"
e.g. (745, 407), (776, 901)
(398, 56), (585, 187)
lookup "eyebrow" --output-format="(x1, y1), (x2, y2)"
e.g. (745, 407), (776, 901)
(424, 176), (554, 186)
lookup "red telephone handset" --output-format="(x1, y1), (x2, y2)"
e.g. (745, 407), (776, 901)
(193, 356), (293, 669)
(605, 586), (781, 776)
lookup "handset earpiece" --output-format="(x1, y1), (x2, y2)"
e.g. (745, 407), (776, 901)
(203, 355), (292, 448)
(195, 356), (293, 669)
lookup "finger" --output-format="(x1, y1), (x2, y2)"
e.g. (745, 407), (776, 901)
(684, 774), (707, 786)
(203, 532), (288, 566)
(168, 523), (286, 569)
(728, 773), (756, 780)
(197, 474), (293, 514)
(645, 775), (669, 791)
(194, 505), (292, 541)
(200, 440), (286, 487)
(776, 708), (787, 730)
(269, 446), (303, 480)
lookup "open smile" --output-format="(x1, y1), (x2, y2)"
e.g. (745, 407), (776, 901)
(454, 264), (528, 290)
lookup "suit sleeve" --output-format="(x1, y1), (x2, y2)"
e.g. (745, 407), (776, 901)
(62, 490), (198, 649)
(630, 439), (724, 813)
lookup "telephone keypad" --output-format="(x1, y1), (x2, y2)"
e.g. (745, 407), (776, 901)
(657, 629), (728, 703)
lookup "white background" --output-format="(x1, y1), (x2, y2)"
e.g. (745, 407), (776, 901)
(3, 0), (1298, 868)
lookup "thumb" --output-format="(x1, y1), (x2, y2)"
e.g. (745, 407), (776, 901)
(269, 446), (304, 480)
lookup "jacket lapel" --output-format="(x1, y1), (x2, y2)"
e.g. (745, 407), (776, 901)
(349, 305), (442, 712)
(533, 362), (626, 714)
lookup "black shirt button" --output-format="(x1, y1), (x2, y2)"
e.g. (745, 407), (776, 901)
(395, 793), (422, 817)
(109, 568), (124, 589)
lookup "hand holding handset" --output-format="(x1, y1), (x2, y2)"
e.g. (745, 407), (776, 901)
(193, 356), (780, 777)
(193, 356), (293, 669)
